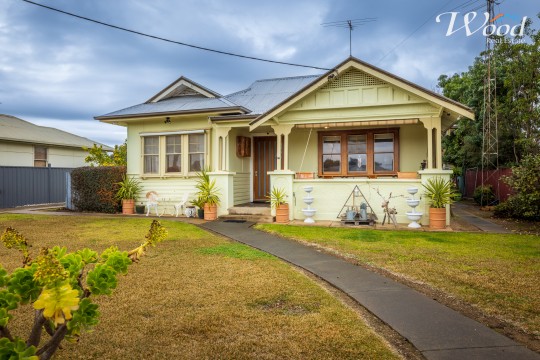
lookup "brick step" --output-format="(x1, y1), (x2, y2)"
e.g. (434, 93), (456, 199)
(228, 206), (271, 216)
(219, 214), (274, 223)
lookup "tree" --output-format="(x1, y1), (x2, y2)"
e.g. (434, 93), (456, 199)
(0, 220), (166, 359)
(438, 17), (540, 168)
(84, 141), (127, 167)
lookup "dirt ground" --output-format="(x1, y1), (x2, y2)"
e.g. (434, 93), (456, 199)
(451, 199), (540, 235)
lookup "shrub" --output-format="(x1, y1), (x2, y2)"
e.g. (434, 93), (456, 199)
(71, 166), (126, 213)
(495, 154), (540, 220)
(473, 185), (496, 206)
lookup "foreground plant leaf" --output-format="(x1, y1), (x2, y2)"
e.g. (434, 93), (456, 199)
(0, 338), (37, 360)
(33, 283), (80, 326)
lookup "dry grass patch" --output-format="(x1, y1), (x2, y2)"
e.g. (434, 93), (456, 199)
(256, 224), (540, 339)
(0, 215), (399, 359)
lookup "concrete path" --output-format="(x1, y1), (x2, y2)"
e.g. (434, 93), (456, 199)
(452, 203), (511, 233)
(201, 220), (539, 360)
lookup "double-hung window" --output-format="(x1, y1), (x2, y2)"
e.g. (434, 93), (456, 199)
(143, 136), (159, 174)
(165, 135), (181, 173)
(142, 131), (206, 176)
(318, 129), (398, 177)
(188, 133), (205, 172)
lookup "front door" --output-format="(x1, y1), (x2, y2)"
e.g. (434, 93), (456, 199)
(253, 136), (277, 201)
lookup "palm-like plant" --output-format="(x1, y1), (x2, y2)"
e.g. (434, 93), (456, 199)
(195, 168), (221, 206)
(115, 176), (142, 200)
(267, 187), (287, 209)
(423, 177), (456, 208)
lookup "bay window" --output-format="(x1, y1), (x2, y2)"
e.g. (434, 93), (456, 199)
(142, 131), (206, 176)
(318, 129), (398, 177)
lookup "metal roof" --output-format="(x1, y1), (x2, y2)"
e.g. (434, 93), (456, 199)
(96, 75), (321, 120)
(225, 75), (320, 115)
(0, 114), (113, 150)
(98, 95), (247, 119)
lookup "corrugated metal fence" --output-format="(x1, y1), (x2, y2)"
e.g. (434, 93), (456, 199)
(464, 168), (513, 202)
(0, 166), (72, 208)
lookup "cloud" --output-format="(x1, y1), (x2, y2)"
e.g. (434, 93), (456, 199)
(1, 0), (538, 147)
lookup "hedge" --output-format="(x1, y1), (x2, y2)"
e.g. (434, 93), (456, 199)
(71, 166), (126, 213)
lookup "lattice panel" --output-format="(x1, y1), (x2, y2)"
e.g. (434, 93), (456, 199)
(165, 86), (200, 99)
(322, 69), (386, 89)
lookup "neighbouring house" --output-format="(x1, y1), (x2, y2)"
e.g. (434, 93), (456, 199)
(0, 114), (112, 168)
(95, 57), (474, 225)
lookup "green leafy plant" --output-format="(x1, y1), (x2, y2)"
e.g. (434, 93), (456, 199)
(84, 141), (127, 167)
(115, 176), (142, 201)
(422, 177), (456, 208)
(267, 187), (288, 209)
(473, 185), (496, 206)
(0, 220), (167, 360)
(194, 168), (220, 206)
(71, 166), (126, 213)
(190, 196), (206, 209)
(495, 154), (540, 220)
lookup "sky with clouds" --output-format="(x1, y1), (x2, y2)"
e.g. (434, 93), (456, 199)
(0, 0), (536, 146)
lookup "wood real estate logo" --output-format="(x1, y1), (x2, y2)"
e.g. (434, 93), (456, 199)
(436, 12), (527, 37)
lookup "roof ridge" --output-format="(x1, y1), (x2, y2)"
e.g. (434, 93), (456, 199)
(253, 74), (321, 83)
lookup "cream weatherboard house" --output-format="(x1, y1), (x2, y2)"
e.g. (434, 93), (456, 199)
(96, 57), (473, 225)
(0, 114), (112, 168)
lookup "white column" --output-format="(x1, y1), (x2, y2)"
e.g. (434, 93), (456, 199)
(420, 118), (433, 169)
(208, 172), (236, 216)
(271, 124), (294, 171)
(268, 170), (295, 220)
(212, 126), (231, 172)
(419, 169), (453, 226)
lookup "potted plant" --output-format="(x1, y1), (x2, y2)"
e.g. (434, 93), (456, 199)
(115, 175), (142, 215)
(194, 169), (221, 221)
(423, 177), (456, 230)
(135, 203), (146, 215)
(268, 187), (289, 224)
(191, 196), (206, 219)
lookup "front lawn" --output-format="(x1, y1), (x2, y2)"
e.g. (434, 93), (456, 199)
(0, 215), (398, 359)
(256, 224), (540, 338)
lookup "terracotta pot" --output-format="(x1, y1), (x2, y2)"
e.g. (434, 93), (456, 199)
(275, 203), (289, 224)
(204, 203), (218, 221)
(429, 207), (446, 229)
(122, 199), (135, 215)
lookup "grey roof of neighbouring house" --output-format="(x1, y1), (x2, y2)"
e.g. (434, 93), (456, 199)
(96, 75), (321, 119)
(0, 114), (113, 150)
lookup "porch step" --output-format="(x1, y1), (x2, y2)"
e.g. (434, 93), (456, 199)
(228, 206), (271, 216)
(219, 214), (274, 223)
(224, 205), (273, 223)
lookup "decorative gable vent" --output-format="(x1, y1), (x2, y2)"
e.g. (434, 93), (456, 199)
(164, 86), (200, 99)
(322, 68), (386, 89)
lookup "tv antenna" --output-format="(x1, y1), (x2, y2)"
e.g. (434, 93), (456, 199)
(322, 18), (377, 56)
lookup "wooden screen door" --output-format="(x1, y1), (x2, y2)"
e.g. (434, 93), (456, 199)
(253, 137), (277, 201)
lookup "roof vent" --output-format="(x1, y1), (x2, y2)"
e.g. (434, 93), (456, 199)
(322, 68), (386, 89)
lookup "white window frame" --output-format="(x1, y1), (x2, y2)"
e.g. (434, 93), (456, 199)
(140, 130), (207, 177)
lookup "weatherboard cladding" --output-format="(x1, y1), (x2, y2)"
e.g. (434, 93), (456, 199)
(99, 75), (321, 118)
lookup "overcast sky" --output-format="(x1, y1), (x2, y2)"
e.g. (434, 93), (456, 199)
(0, 0), (536, 146)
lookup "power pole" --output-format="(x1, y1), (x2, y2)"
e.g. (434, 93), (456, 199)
(481, 0), (499, 205)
